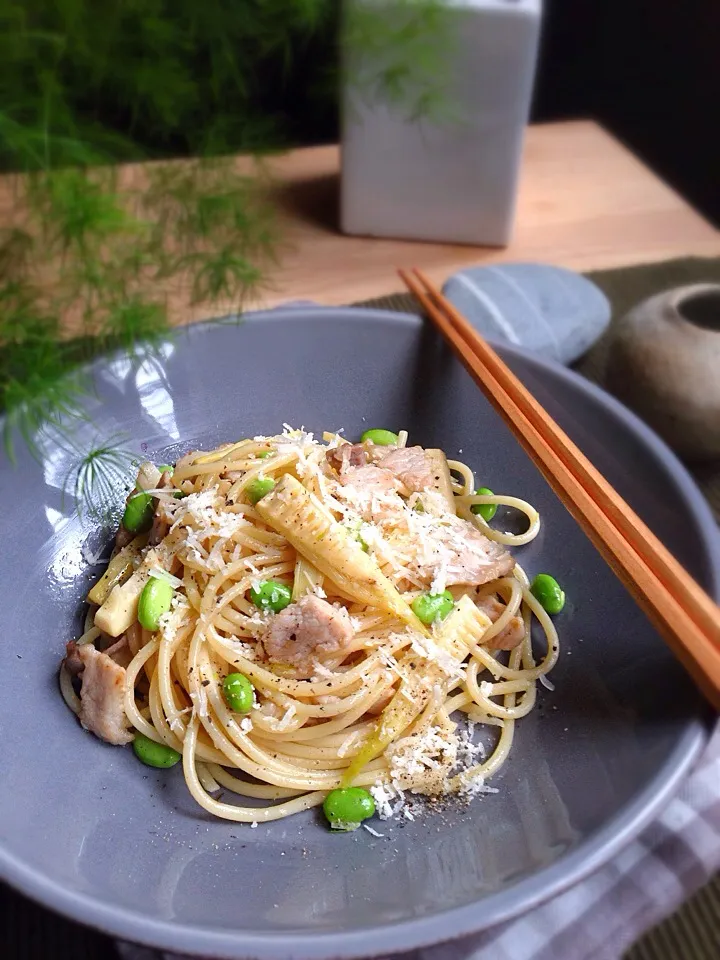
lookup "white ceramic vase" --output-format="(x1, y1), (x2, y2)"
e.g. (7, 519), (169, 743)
(340, 0), (542, 245)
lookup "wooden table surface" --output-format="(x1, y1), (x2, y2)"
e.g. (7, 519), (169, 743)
(252, 120), (720, 311)
(6, 119), (716, 328)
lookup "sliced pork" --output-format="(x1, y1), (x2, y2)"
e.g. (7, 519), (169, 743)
(379, 446), (457, 511)
(262, 595), (354, 677)
(339, 464), (404, 498)
(379, 446), (438, 492)
(326, 444), (368, 474)
(64, 641), (133, 745)
(416, 519), (515, 589)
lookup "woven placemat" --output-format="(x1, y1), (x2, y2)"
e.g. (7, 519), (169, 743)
(3, 255), (719, 960)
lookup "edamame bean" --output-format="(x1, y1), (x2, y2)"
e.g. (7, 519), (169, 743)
(247, 476), (275, 504)
(471, 486), (497, 522)
(256, 451), (273, 459)
(530, 573), (566, 614)
(412, 590), (454, 624)
(249, 580), (292, 613)
(132, 732), (181, 768)
(323, 787), (376, 831)
(138, 577), (175, 630)
(360, 428), (398, 446)
(222, 673), (254, 713)
(122, 491), (154, 533)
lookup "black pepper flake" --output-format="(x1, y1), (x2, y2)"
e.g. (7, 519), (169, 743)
(202, 679), (210, 687)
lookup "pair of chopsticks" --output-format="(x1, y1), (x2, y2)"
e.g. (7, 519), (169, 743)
(399, 268), (720, 709)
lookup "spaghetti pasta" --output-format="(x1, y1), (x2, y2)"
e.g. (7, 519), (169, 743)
(60, 426), (559, 827)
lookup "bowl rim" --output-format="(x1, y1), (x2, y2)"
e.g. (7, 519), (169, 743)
(1, 306), (718, 959)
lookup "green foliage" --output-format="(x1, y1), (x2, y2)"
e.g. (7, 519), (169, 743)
(0, 0), (336, 170)
(0, 0), (449, 514)
(342, 0), (454, 123)
(63, 434), (139, 522)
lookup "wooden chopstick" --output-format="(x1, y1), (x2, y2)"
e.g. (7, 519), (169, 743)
(399, 267), (720, 709)
(406, 268), (720, 645)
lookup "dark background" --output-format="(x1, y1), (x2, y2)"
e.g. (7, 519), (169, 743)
(2, 1), (717, 225)
(532, 0), (719, 226)
(264, 0), (720, 227)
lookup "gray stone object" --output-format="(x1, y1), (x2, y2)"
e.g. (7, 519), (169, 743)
(442, 262), (611, 364)
(607, 283), (720, 462)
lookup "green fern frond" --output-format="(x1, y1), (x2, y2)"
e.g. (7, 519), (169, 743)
(186, 247), (263, 305)
(101, 297), (169, 352)
(0, 0), (447, 519)
(342, 0), (454, 123)
(28, 169), (132, 251)
(2, 371), (86, 463)
(64, 432), (137, 521)
(0, 228), (34, 276)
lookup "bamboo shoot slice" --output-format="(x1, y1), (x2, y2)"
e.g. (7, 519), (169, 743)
(291, 556), (325, 601)
(342, 597), (490, 782)
(94, 548), (161, 637)
(425, 449), (457, 514)
(87, 535), (148, 606)
(256, 475), (426, 633)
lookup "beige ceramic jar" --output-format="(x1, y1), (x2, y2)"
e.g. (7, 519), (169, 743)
(607, 284), (720, 462)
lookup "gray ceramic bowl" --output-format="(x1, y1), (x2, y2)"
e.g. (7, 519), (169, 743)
(0, 308), (718, 960)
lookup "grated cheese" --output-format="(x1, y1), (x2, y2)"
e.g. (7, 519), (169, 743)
(387, 725), (460, 794)
(457, 775), (497, 799)
(371, 718), (493, 816)
(337, 731), (361, 758)
(411, 632), (467, 685)
(189, 687), (209, 719)
(311, 661), (335, 680)
(228, 638), (258, 661)
(171, 487), (247, 543)
(148, 567), (184, 589)
(157, 595), (190, 643)
(370, 780), (407, 820)
(277, 703), (296, 730)
(363, 824), (385, 838)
